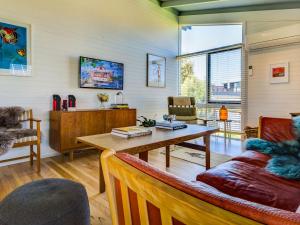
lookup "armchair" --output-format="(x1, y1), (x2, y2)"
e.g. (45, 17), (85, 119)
(0, 109), (41, 172)
(168, 96), (212, 125)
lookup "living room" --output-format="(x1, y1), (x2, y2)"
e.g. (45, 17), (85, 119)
(0, 0), (300, 225)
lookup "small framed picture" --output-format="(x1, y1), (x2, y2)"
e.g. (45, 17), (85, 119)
(270, 62), (289, 84)
(147, 53), (166, 88)
(0, 18), (32, 76)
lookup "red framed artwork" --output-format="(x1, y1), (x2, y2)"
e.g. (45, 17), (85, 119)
(270, 62), (289, 84)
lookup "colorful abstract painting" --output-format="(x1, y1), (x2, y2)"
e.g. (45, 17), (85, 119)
(0, 19), (31, 75)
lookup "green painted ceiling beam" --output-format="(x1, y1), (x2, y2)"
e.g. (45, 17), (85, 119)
(179, 2), (300, 16)
(161, 0), (223, 8)
(149, 0), (179, 15)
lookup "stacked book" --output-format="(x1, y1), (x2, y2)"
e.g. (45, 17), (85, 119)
(111, 126), (152, 138)
(156, 121), (187, 130)
(110, 103), (129, 109)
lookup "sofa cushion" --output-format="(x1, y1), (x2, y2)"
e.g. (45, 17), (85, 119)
(196, 161), (300, 212)
(232, 150), (270, 167)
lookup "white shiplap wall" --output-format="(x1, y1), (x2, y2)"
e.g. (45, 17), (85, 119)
(180, 9), (300, 127)
(248, 43), (300, 125)
(0, 0), (179, 164)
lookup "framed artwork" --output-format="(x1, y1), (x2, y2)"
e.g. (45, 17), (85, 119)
(0, 19), (31, 76)
(270, 62), (289, 84)
(147, 53), (166, 88)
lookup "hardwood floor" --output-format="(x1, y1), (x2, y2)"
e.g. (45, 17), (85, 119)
(0, 137), (242, 225)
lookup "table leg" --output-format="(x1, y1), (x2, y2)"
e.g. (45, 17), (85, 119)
(139, 152), (148, 162)
(69, 151), (74, 161)
(224, 121), (227, 140)
(229, 122), (232, 140)
(99, 152), (105, 193)
(204, 135), (211, 170)
(166, 146), (170, 168)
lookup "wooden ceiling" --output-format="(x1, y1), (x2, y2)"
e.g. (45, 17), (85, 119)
(156, 0), (300, 16)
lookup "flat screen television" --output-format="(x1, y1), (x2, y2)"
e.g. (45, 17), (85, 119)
(79, 56), (124, 90)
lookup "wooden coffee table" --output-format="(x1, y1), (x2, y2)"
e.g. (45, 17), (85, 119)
(77, 125), (219, 193)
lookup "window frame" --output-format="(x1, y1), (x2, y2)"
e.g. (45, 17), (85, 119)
(207, 47), (242, 105)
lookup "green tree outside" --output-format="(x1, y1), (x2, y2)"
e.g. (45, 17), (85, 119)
(180, 59), (206, 103)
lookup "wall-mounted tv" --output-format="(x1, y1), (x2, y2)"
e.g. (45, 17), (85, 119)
(79, 56), (124, 90)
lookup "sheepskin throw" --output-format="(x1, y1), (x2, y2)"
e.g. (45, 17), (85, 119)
(0, 107), (37, 156)
(246, 116), (300, 180)
(0, 106), (24, 128)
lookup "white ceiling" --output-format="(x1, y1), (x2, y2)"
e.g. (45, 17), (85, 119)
(158, 0), (300, 15)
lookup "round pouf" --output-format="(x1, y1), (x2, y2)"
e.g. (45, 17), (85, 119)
(0, 178), (90, 225)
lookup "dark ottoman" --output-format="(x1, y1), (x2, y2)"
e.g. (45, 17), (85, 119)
(0, 178), (90, 225)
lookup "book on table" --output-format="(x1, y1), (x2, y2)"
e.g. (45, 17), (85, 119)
(155, 124), (188, 130)
(111, 126), (152, 138)
(155, 121), (187, 130)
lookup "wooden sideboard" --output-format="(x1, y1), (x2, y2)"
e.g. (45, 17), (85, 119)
(49, 109), (136, 156)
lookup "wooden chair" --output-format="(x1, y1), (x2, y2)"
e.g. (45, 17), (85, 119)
(168, 96), (212, 125)
(0, 109), (41, 172)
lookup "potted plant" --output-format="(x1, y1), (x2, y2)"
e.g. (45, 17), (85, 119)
(97, 93), (109, 109)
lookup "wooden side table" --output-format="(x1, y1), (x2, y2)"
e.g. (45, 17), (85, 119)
(216, 119), (232, 139)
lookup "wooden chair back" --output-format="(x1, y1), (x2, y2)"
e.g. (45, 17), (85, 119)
(18, 109), (33, 122)
(168, 97), (197, 121)
(101, 150), (262, 225)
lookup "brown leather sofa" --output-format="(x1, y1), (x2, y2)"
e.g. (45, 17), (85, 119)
(102, 117), (300, 225)
(196, 117), (300, 217)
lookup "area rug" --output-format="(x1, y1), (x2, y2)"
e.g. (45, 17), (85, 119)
(161, 146), (232, 168)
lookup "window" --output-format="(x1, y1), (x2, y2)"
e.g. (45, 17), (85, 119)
(180, 55), (207, 104)
(181, 25), (243, 54)
(179, 24), (244, 134)
(208, 48), (242, 103)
